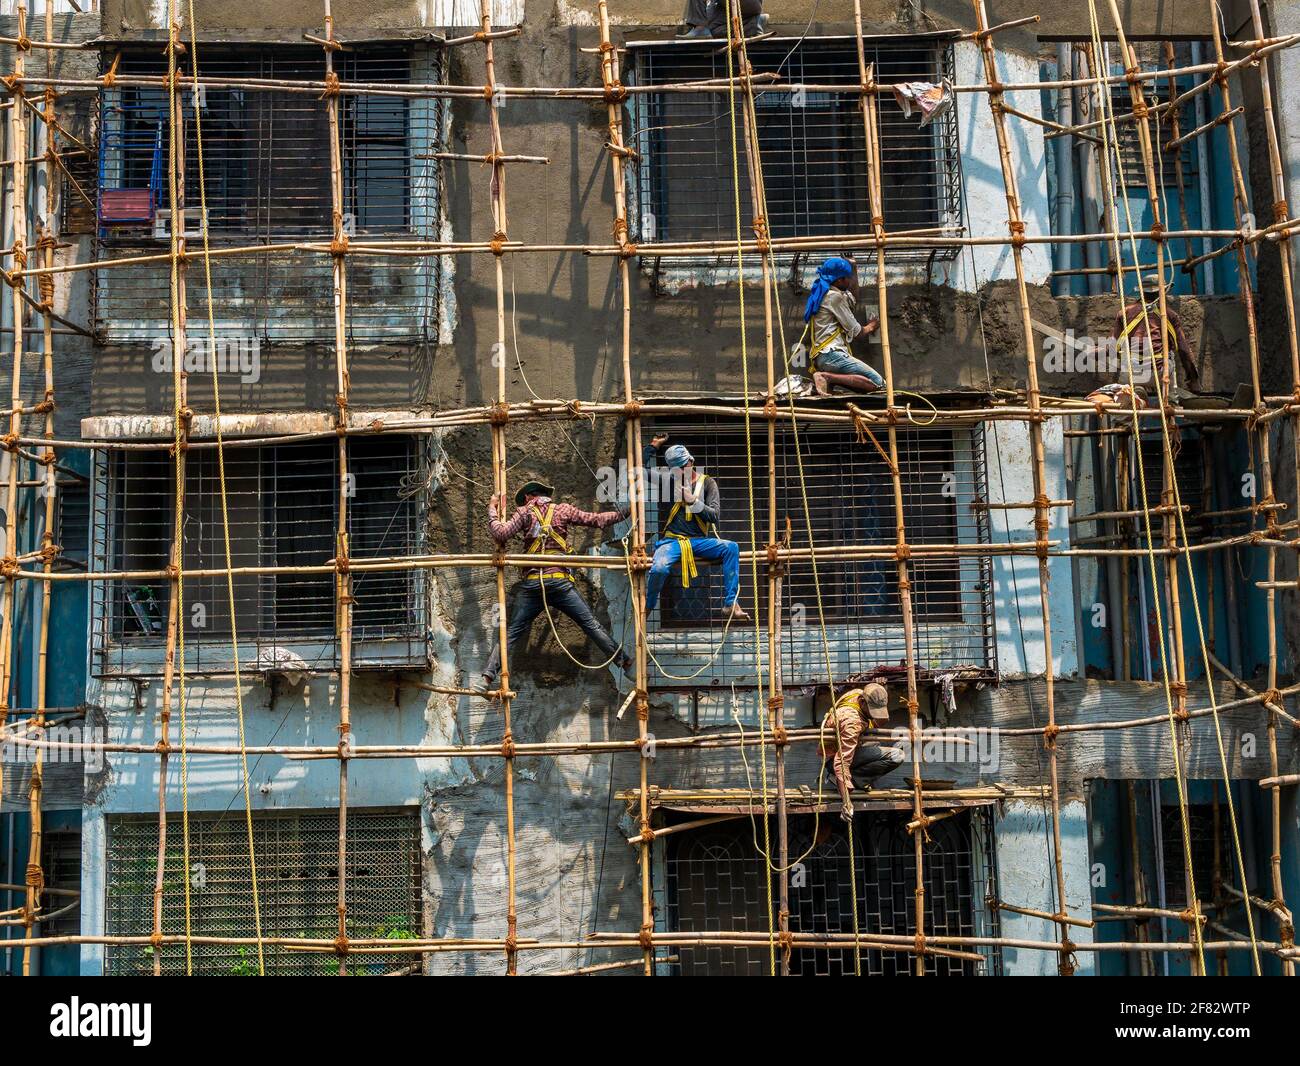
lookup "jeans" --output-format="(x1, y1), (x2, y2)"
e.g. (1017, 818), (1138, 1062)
(483, 578), (624, 682)
(684, 0), (763, 33)
(645, 536), (741, 613)
(815, 346), (885, 387)
(822, 743), (905, 790)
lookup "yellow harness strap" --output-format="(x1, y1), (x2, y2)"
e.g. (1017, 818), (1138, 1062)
(1119, 303), (1175, 352)
(661, 478), (715, 589)
(525, 503), (570, 581)
(811, 325), (845, 357)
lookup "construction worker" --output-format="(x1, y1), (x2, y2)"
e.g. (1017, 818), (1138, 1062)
(804, 255), (884, 397)
(643, 434), (750, 623)
(1111, 273), (1201, 397)
(677, 0), (767, 38)
(482, 480), (632, 689)
(819, 683), (904, 821)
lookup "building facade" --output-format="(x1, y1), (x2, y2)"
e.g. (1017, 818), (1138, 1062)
(0, 0), (1297, 976)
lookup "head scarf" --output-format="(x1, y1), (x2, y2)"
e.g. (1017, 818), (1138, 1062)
(804, 257), (855, 322)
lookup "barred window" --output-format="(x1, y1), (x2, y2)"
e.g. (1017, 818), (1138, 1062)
(665, 808), (1000, 975)
(644, 417), (995, 686)
(631, 37), (960, 256)
(98, 46), (417, 240)
(94, 435), (425, 673)
(94, 45), (442, 344)
(104, 809), (423, 976)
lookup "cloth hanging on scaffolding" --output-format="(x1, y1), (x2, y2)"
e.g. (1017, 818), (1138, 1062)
(891, 79), (954, 127)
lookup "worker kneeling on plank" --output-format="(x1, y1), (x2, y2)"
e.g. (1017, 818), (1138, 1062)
(805, 255), (883, 397)
(643, 433), (750, 624)
(482, 480), (632, 689)
(819, 683), (904, 822)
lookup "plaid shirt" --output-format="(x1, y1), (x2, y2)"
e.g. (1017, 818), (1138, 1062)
(489, 498), (626, 579)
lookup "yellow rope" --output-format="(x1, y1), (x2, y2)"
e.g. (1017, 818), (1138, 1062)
(722, 1), (776, 974)
(1089, 8), (1260, 972)
(1086, 0), (1222, 972)
(187, 0), (266, 975)
(163, 1), (193, 974)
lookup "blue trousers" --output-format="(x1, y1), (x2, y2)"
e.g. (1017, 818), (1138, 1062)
(645, 536), (741, 613)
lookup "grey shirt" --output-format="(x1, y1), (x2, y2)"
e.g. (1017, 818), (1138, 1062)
(812, 287), (867, 354)
(644, 444), (721, 536)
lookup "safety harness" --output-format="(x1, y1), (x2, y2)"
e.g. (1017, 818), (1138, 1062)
(660, 475), (717, 589)
(1118, 301), (1176, 360)
(525, 503), (571, 582)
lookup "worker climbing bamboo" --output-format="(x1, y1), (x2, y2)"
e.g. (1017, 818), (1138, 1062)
(643, 434), (750, 623)
(482, 479), (632, 690)
(819, 682), (904, 822)
(1110, 273), (1201, 398)
(804, 255), (884, 397)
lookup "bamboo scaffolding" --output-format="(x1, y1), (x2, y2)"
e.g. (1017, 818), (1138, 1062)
(3, 2), (1297, 977)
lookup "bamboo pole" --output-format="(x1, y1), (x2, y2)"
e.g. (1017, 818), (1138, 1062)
(319, 0), (357, 977)
(971, 0), (1073, 973)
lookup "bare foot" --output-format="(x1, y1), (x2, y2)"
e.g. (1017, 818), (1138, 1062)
(812, 371), (832, 397)
(722, 602), (751, 622)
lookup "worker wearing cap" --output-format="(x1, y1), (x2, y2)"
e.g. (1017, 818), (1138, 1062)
(819, 683), (904, 820)
(482, 480), (632, 689)
(805, 255), (883, 397)
(1111, 273), (1200, 397)
(643, 434), (750, 623)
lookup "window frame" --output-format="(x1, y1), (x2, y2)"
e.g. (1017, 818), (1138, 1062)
(628, 34), (962, 268)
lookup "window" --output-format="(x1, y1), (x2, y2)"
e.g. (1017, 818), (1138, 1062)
(98, 47), (418, 240)
(665, 808), (1000, 975)
(104, 809), (422, 976)
(93, 45), (442, 344)
(644, 417), (995, 686)
(56, 477), (91, 569)
(93, 435), (425, 674)
(632, 37), (959, 255)
(39, 828), (82, 939)
(1160, 803), (1227, 909)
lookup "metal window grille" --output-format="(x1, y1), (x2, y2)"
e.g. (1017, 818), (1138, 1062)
(91, 435), (427, 676)
(643, 417), (996, 688)
(1160, 803), (1226, 909)
(631, 37), (960, 258)
(39, 828), (81, 938)
(94, 45), (443, 343)
(104, 808), (422, 976)
(665, 807), (1001, 975)
(56, 478), (90, 569)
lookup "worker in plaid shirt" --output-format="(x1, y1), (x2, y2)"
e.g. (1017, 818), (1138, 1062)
(482, 479), (632, 690)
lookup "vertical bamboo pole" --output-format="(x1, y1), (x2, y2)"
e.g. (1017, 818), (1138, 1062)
(320, 0), (355, 976)
(1243, 0), (1300, 973)
(1101, 0), (1202, 970)
(21, 0), (59, 976)
(730, 18), (788, 975)
(156, 0), (192, 974)
(0, 2), (28, 828)
(971, 0), (1073, 973)
(595, 0), (655, 977)
(477, 0), (521, 975)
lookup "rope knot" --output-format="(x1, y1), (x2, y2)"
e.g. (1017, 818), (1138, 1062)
(638, 923), (654, 950)
(320, 71), (341, 99)
(501, 733), (516, 759)
(1043, 723), (1061, 749)
(604, 82), (628, 103)
(488, 401), (510, 426)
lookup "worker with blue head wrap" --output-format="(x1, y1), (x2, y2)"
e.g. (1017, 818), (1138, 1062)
(804, 255), (884, 397)
(640, 433), (750, 625)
